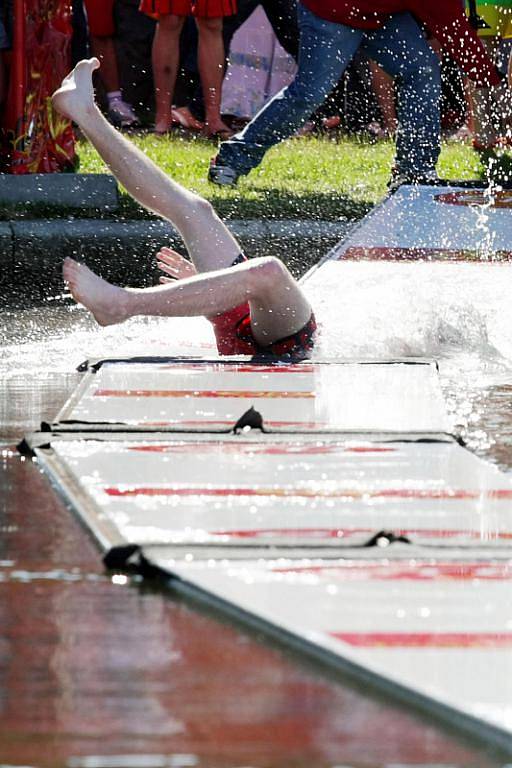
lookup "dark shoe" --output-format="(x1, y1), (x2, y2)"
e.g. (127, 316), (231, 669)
(388, 170), (440, 193)
(208, 156), (240, 186)
(107, 99), (139, 130)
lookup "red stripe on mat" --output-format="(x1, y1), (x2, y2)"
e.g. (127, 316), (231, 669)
(103, 486), (512, 500)
(94, 389), (314, 399)
(330, 632), (512, 648)
(209, 527), (512, 541)
(157, 364), (315, 373)
(341, 247), (512, 262)
(435, 190), (512, 209)
(271, 562), (512, 580)
(128, 444), (396, 455)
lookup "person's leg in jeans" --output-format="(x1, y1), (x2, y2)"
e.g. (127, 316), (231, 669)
(212, 3), (363, 180)
(361, 12), (441, 179)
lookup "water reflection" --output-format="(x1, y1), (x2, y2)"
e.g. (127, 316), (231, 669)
(0, 302), (511, 767)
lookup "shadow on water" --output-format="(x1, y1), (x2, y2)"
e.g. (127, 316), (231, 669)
(0, 227), (342, 307)
(209, 190), (373, 223)
(0, 190), (373, 224)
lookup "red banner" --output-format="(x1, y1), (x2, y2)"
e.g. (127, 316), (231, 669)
(1, 0), (76, 172)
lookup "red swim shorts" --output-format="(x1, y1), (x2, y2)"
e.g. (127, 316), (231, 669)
(139, 0), (237, 19)
(209, 304), (317, 358)
(84, 0), (115, 37)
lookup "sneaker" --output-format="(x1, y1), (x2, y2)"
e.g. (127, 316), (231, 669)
(208, 156), (240, 186)
(388, 169), (440, 193)
(107, 99), (139, 129)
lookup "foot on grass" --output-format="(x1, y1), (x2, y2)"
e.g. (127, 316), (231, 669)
(52, 58), (100, 123)
(63, 257), (130, 326)
(204, 119), (234, 140)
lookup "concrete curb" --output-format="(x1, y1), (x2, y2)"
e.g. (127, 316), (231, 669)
(0, 217), (351, 297)
(0, 174), (119, 209)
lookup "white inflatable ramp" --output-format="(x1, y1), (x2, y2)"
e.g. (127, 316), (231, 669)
(319, 184), (512, 263)
(19, 430), (512, 751)
(54, 357), (450, 435)
(24, 432), (512, 552)
(21, 413), (512, 752)
(152, 553), (512, 752)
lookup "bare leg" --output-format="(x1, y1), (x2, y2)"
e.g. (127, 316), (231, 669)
(196, 17), (232, 137)
(54, 60), (313, 345)
(89, 36), (120, 93)
(470, 38), (501, 149)
(152, 15), (185, 134)
(51, 58), (241, 272)
(369, 60), (397, 137)
(63, 256), (312, 346)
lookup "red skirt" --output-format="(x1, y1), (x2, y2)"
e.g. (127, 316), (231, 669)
(139, 0), (237, 19)
(84, 0), (116, 37)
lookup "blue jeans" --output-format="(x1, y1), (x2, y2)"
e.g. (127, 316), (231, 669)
(218, 4), (441, 178)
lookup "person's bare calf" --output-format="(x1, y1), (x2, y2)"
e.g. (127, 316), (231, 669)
(63, 254), (312, 346)
(52, 59), (242, 271)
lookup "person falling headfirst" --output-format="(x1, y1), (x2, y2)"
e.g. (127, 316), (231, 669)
(52, 59), (317, 360)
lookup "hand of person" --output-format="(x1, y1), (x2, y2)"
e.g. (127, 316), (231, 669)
(156, 246), (197, 283)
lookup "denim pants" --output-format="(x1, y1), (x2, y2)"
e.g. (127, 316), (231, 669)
(218, 3), (441, 178)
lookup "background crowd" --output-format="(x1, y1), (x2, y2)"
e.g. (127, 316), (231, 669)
(1, 0), (511, 152)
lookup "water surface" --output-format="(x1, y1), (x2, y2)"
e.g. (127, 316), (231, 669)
(1, 288), (511, 768)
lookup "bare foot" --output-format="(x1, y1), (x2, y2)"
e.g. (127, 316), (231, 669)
(63, 257), (130, 326)
(171, 106), (204, 132)
(51, 58), (100, 123)
(156, 246), (197, 283)
(153, 120), (173, 135)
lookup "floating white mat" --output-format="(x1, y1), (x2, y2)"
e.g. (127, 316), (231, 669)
(37, 434), (512, 549)
(151, 554), (512, 748)
(26, 429), (512, 748)
(56, 359), (450, 434)
(321, 185), (512, 262)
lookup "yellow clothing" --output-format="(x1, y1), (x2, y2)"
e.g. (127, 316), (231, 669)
(502, 13), (512, 35)
(474, 3), (512, 37)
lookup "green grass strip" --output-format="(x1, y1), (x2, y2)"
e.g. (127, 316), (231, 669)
(1, 131), (494, 221)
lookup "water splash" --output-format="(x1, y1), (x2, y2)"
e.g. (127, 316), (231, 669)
(309, 261), (512, 363)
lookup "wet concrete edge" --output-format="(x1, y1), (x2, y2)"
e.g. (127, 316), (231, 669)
(0, 218), (351, 297)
